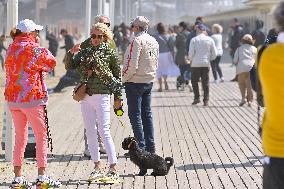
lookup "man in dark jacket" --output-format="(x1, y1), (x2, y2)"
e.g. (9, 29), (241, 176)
(60, 29), (74, 52)
(229, 18), (244, 59)
(251, 19), (266, 48)
(46, 32), (58, 57)
(49, 29), (79, 93)
(175, 22), (191, 90)
(46, 29), (59, 76)
(0, 34), (7, 70)
(229, 18), (244, 81)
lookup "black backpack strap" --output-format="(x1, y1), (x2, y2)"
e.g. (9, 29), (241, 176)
(43, 105), (54, 154)
(255, 45), (267, 136)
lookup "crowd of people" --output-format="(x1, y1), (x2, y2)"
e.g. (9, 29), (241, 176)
(2, 1), (284, 188)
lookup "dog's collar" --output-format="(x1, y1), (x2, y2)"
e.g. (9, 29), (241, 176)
(127, 140), (135, 149)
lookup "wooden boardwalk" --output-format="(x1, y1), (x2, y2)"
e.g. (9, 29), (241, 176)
(0, 64), (264, 189)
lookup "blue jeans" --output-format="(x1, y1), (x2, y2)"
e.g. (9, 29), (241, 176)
(124, 82), (155, 153)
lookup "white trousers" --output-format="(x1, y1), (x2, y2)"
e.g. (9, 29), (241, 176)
(80, 94), (117, 165)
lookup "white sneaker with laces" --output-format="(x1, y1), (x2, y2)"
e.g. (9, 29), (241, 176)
(105, 170), (119, 181)
(88, 170), (105, 182)
(10, 176), (32, 189)
(36, 175), (61, 188)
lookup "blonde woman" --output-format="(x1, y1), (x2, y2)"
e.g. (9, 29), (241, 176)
(233, 34), (257, 106)
(210, 24), (224, 83)
(66, 23), (123, 181)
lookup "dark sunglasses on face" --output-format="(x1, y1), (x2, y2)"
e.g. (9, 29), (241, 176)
(91, 34), (103, 39)
(104, 23), (110, 27)
(33, 30), (40, 37)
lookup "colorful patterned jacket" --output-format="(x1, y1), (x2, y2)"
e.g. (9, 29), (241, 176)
(4, 34), (56, 107)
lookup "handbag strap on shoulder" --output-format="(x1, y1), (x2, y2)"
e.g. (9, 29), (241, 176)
(83, 70), (93, 82)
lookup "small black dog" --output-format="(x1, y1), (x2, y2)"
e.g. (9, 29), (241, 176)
(122, 137), (174, 176)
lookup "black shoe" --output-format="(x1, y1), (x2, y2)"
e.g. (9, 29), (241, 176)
(203, 101), (208, 106)
(239, 101), (245, 106)
(84, 150), (91, 158)
(192, 99), (201, 105)
(230, 77), (238, 82)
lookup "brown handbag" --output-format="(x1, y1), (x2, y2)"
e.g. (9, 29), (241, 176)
(72, 81), (87, 102)
(72, 71), (92, 102)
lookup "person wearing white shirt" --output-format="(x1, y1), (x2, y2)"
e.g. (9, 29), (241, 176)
(188, 24), (217, 106)
(210, 24), (224, 83)
(122, 16), (159, 154)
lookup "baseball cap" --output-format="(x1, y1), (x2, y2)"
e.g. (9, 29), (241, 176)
(16, 19), (43, 33)
(130, 16), (149, 29)
(196, 23), (206, 31)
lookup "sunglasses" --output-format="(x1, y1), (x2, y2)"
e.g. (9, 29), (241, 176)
(91, 34), (103, 39)
(104, 23), (110, 27)
(33, 30), (40, 37)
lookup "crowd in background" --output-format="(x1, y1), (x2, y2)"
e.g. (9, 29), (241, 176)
(0, 15), (276, 106)
(2, 1), (284, 187)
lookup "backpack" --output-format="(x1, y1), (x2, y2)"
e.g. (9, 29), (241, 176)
(252, 35), (277, 136)
(251, 35), (277, 107)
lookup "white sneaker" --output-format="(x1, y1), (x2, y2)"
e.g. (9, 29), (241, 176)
(10, 177), (32, 189)
(36, 175), (61, 188)
(88, 170), (105, 182)
(220, 77), (225, 82)
(105, 170), (119, 181)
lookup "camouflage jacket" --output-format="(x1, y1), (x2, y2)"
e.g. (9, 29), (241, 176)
(65, 42), (122, 100)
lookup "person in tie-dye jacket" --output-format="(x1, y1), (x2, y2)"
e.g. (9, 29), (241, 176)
(4, 19), (61, 189)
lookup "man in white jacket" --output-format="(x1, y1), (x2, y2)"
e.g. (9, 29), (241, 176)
(122, 16), (159, 153)
(188, 24), (217, 106)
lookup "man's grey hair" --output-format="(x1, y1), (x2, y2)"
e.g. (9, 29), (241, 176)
(274, 1), (284, 32)
(130, 16), (149, 32)
(94, 15), (110, 24)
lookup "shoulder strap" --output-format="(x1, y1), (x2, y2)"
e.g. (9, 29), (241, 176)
(256, 44), (267, 133)
(86, 70), (93, 80)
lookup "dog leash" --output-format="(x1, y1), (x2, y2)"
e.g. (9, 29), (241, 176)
(110, 106), (126, 128)
(110, 115), (126, 128)
(43, 105), (54, 155)
(39, 71), (54, 155)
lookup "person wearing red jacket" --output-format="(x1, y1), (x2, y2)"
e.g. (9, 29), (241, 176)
(4, 19), (61, 189)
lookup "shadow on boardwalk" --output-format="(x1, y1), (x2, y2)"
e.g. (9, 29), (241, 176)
(0, 64), (264, 189)
(177, 159), (263, 171)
